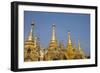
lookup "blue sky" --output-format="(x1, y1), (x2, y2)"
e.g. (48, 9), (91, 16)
(24, 11), (90, 56)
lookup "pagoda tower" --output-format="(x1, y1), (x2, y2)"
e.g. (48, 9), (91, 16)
(49, 24), (58, 49)
(67, 32), (73, 48)
(65, 32), (75, 59)
(45, 24), (61, 60)
(24, 21), (40, 61)
(74, 39), (86, 59)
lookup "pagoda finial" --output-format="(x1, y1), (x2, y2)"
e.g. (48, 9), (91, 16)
(68, 31), (72, 45)
(51, 24), (56, 41)
(27, 20), (35, 41)
(49, 24), (58, 49)
(31, 19), (35, 26)
(66, 31), (73, 48)
(78, 39), (81, 50)
(77, 39), (86, 59)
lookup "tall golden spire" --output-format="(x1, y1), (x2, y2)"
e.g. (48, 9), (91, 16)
(78, 39), (81, 50)
(27, 21), (34, 41)
(65, 32), (75, 59)
(77, 39), (86, 59)
(51, 24), (56, 42)
(49, 24), (58, 48)
(67, 32), (72, 48)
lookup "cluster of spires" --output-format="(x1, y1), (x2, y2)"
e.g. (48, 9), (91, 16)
(27, 21), (78, 49)
(24, 20), (87, 61)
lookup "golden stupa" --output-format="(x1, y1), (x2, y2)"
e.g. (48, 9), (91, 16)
(24, 21), (87, 62)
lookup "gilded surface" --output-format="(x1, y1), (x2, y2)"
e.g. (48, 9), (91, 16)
(24, 22), (87, 62)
